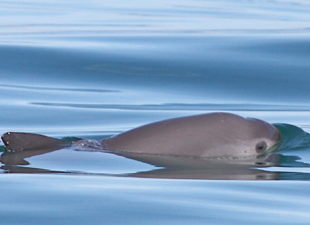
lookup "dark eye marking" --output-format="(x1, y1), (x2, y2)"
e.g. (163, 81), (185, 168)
(256, 141), (267, 154)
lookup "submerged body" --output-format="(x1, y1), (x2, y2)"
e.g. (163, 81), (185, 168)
(1, 112), (280, 159)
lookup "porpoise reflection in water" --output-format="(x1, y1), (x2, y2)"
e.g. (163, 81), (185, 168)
(0, 112), (285, 180)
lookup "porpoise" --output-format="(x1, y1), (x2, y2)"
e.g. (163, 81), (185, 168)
(1, 112), (280, 159)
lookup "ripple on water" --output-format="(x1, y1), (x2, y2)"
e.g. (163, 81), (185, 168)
(0, 175), (309, 225)
(1, 0), (310, 224)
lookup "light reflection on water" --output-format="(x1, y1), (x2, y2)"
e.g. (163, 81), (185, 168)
(1, 0), (310, 224)
(1, 175), (310, 225)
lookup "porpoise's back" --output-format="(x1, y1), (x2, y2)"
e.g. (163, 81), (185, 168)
(103, 112), (279, 157)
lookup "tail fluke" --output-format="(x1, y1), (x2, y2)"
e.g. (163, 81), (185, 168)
(1, 132), (71, 152)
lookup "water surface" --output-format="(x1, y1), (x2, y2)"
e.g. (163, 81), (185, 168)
(1, 0), (310, 224)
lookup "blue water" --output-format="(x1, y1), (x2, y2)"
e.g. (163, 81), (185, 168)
(1, 0), (310, 224)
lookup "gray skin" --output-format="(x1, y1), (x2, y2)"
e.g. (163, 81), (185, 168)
(1, 113), (280, 159)
(103, 112), (280, 158)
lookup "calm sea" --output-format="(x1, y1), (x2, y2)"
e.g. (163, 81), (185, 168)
(1, 0), (310, 224)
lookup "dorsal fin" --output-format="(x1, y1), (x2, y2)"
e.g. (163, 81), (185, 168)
(1, 132), (70, 152)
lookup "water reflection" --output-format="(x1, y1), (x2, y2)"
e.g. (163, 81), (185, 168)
(1, 144), (310, 180)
